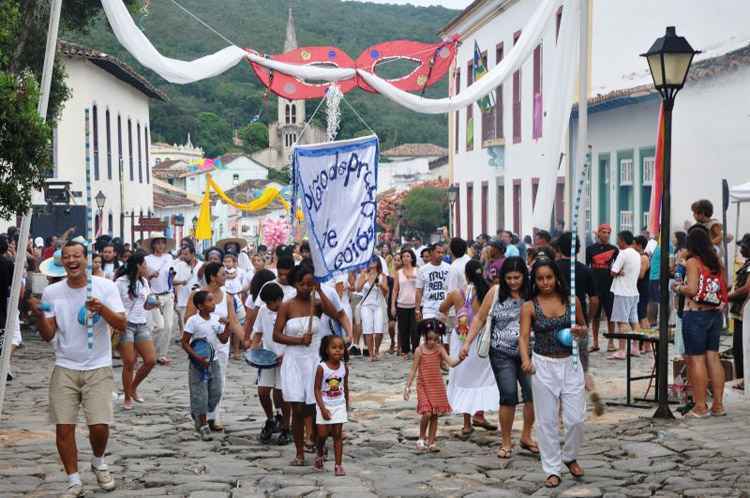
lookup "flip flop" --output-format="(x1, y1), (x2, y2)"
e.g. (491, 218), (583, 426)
(497, 447), (512, 459)
(544, 475), (561, 488)
(458, 428), (474, 440)
(565, 460), (585, 478)
(606, 346), (618, 353)
(520, 440), (540, 455)
(710, 410), (727, 417)
(685, 410), (710, 418)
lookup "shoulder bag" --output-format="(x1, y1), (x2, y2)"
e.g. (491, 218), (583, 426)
(476, 286), (498, 359)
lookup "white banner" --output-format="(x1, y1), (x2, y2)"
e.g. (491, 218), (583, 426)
(292, 136), (379, 281)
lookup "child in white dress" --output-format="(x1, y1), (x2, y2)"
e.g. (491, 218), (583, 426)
(314, 335), (349, 476)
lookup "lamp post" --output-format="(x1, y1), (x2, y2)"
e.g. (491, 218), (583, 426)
(95, 190), (106, 235)
(641, 26), (700, 419)
(448, 185), (459, 238)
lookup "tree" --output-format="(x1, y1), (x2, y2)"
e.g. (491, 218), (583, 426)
(237, 122), (269, 154)
(401, 186), (448, 239)
(194, 112), (233, 157)
(0, 0), (136, 216)
(267, 165), (290, 185)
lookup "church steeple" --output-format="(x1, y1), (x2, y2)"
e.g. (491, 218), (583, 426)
(284, 7), (298, 52)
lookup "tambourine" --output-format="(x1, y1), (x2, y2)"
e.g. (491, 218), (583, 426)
(244, 348), (279, 370)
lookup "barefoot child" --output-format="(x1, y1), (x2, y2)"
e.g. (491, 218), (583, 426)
(314, 335), (350, 476)
(181, 291), (232, 441)
(404, 319), (462, 452)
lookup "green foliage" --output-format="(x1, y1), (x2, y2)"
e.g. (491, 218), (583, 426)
(267, 165), (290, 185)
(0, 71), (53, 219)
(238, 122), (269, 154)
(402, 186), (448, 239)
(67, 0), (456, 152)
(195, 112), (233, 157)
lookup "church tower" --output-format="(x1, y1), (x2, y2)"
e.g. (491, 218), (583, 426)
(278, 7), (306, 158)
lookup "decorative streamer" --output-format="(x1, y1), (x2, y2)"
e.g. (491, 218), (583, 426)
(568, 147), (591, 371)
(325, 83), (343, 142)
(206, 174), (290, 212)
(84, 109), (94, 350)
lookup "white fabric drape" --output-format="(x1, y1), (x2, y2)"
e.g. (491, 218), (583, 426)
(101, 0), (247, 84)
(531, 0), (581, 230)
(101, 0), (357, 84)
(355, 0), (565, 114)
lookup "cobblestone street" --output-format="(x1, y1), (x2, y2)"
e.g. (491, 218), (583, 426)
(2, 335), (750, 498)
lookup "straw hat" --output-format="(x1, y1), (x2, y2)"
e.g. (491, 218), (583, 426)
(139, 234), (176, 254)
(39, 249), (66, 278)
(216, 237), (247, 253)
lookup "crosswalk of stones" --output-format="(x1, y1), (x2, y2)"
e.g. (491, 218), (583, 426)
(2, 336), (750, 497)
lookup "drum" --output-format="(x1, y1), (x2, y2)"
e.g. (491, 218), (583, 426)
(190, 338), (216, 370)
(244, 348), (279, 369)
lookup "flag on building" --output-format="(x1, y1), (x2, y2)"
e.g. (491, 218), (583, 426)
(473, 41), (494, 112)
(648, 103), (665, 236)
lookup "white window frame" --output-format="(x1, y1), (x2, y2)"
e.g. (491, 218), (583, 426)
(620, 210), (634, 231)
(642, 157), (655, 186)
(619, 159), (634, 186)
(643, 211), (650, 228)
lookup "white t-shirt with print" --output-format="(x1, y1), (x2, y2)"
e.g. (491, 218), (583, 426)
(610, 247), (642, 297)
(42, 276), (125, 370)
(116, 276), (151, 324)
(223, 267), (246, 295)
(416, 261), (451, 319)
(145, 253), (175, 294)
(184, 312), (225, 352)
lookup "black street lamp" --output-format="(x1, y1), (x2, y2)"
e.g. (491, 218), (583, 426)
(95, 190), (106, 234)
(641, 26), (700, 419)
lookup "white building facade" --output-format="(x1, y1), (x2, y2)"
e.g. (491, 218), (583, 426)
(443, 0), (750, 241)
(45, 42), (164, 244)
(151, 134), (204, 165)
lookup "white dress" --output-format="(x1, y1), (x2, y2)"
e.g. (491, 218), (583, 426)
(281, 316), (320, 405)
(447, 287), (500, 414)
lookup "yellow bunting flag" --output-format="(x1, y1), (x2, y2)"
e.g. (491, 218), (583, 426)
(195, 188), (213, 241)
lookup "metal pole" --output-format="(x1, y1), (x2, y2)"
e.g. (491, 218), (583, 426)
(654, 97), (675, 419)
(575, 0), (590, 264)
(0, 0), (63, 420)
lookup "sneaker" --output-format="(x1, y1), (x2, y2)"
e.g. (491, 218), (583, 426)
(259, 419), (274, 444)
(60, 483), (85, 498)
(199, 425), (212, 441)
(272, 413), (283, 433)
(91, 463), (116, 491)
(349, 346), (362, 356)
(277, 429), (291, 446)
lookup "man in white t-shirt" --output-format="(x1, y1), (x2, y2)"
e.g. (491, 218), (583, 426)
(173, 245), (203, 333)
(100, 243), (120, 280)
(447, 237), (471, 293)
(415, 244), (451, 337)
(30, 241), (126, 498)
(143, 235), (177, 366)
(608, 230), (643, 360)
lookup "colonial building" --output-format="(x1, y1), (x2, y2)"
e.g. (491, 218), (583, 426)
(41, 41), (165, 243)
(250, 8), (327, 170)
(151, 134), (204, 165)
(379, 143), (449, 194)
(442, 0), (750, 241)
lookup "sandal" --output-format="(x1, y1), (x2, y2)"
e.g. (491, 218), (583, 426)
(416, 439), (428, 452)
(290, 457), (305, 466)
(313, 455), (324, 471)
(428, 443), (440, 453)
(459, 427), (474, 440)
(544, 475), (561, 488)
(520, 440), (540, 455)
(685, 410), (710, 419)
(472, 419), (498, 431)
(710, 409), (727, 417)
(606, 345), (618, 353)
(497, 447), (512, 459)
(589, 346), (600, 353)
(335, 464), (346, 476)
(565, 460), (584, 478)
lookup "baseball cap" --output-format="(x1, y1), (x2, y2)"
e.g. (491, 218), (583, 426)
(34, 237), (44, 248)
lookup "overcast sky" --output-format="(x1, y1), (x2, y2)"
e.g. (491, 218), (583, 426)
(346, 0), (472, 10)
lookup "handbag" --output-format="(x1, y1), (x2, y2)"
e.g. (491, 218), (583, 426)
(476, 287), (498, 359)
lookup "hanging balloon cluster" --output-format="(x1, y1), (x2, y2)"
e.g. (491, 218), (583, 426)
(262, 218), (291, 249)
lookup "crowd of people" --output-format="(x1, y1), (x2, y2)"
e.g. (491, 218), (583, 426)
(0, 197), (747, 496)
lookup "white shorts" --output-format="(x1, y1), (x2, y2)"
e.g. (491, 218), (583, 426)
(361, 306), (384, 335)
(611, 295), (639, 324)
(256, 365), (282, 389)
